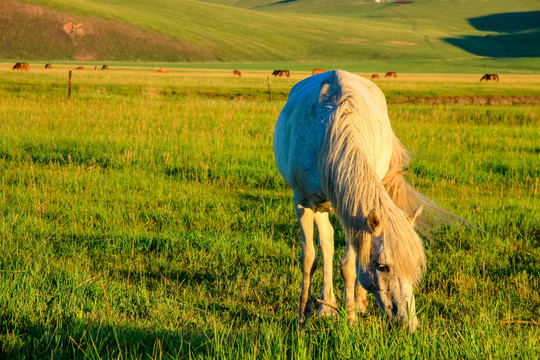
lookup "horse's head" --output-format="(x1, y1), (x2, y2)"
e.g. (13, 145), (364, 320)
(357, 206), (425, 333)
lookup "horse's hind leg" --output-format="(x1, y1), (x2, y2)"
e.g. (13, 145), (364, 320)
(294, 193), (318, 325)
(314, 211), (337, 316)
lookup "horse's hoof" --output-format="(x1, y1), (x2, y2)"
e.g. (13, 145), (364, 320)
(295, 317), (308, 329)
(355, 300), (368, 314)
(316, 306), (336, 317)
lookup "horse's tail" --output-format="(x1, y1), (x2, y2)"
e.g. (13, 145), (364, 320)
(382, 134), (482, 236)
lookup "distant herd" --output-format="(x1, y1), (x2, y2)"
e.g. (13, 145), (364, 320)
(480, 73), (499, 81)
(9, 62), (501, 82)
(12, 62), (112, 71)
(12, 62), (29, 70)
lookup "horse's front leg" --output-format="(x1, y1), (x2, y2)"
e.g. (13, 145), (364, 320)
(294, 194), (318, 326)
(340, 241), (357, 323)
(314, 211), (337, 316)
(355, 279), (368, 314)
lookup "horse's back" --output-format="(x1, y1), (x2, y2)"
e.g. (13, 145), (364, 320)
(274, 70), (392, 205)
(274, 72), (337, 201)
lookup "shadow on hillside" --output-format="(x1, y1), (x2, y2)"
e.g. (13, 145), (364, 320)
(469, 11), (540, 32)
(443, 11), (540, 57)
(270, 0), (297, 4)
(253, 0), (297, 9)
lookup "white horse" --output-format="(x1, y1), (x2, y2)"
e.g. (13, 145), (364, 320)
(274, 70), (469, 333)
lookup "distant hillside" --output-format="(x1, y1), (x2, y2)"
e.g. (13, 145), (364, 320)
(2, 0), (539, 66)
(0, 0), (210, 61)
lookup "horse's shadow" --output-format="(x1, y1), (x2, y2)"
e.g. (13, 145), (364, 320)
(0, 315), (232, 358)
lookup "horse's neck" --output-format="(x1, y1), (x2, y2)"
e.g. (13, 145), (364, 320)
(319, 126), (392, 269)
(318, 74), (396, 233)
(319, 115), (390, 230)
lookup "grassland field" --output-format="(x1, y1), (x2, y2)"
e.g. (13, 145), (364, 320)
(0, 64), (538, 359)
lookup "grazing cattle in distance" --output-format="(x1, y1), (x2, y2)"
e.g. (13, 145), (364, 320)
(102, 65), (109, 70)
(273, 70), (290, 77)
(12, 62), (29, 71)
(385, 71), (397, 78)
(371, 74), (379, 79)
(157, 67), (168, 73)
(76, 66), (84, 70)
(480, 73), (499, 81)
(233, 69), (242, 77)
(312, 68), (326, 75)
(45, 64), (52, 69)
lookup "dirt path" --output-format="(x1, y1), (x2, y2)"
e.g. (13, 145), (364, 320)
(390, 95), (540, 105)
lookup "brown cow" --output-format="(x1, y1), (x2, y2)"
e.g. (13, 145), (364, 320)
(312, 68), (326, 75)
(233, 69), (241, 77)
(272, 70), (290, 77)
(12, 62), (29, 71)
(45, 64), (52, 69)
(385, 71), (397, 78)
(157, 67), (168, 73)
(76, 66), (84, 70)
(480, 73), (499, 81)
(102, 65), (109, 70)
(371, 74), (380, 79)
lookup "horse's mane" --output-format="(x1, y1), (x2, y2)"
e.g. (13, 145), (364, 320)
(318, 72), (426, 286)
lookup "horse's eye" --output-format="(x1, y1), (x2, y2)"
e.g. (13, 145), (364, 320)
(378, 265), (390, 272)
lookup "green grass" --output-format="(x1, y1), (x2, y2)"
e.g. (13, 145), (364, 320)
(0, 68), (539, 358)
(3, 0), (539, 72)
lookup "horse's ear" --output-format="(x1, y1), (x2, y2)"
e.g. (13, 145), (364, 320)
(367, 209), (383, 236)
(407, 205), (424, 227)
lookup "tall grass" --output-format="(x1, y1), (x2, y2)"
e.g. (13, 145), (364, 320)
(0, 68), (538, 358)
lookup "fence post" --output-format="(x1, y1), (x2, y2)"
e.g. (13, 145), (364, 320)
(67, 70), (72, 100)
(267, 76), (271, 102)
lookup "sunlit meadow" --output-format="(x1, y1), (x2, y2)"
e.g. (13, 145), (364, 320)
(0, 65), (538, 358)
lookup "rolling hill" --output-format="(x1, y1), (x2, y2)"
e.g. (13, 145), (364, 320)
(1, 0), (539, 71)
